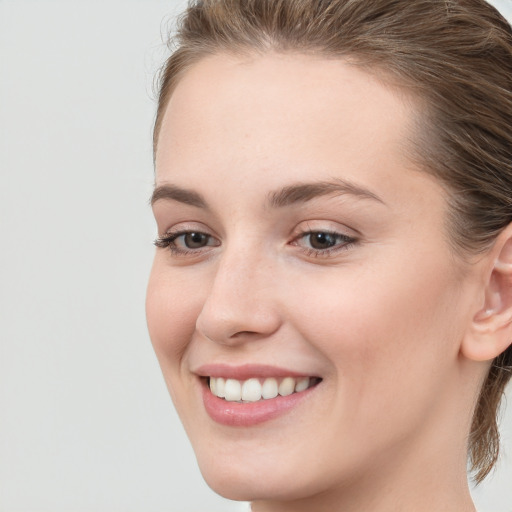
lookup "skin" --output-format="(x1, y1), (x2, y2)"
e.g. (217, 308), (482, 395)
(146, 53), (502, 511)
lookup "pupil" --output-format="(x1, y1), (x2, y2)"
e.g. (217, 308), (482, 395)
(310, 232), (336, 249)
(185, 232), (207, 248)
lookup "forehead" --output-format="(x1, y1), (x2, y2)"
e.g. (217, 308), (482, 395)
(155, 52), (435, 214)
(159, 54), (413, 160)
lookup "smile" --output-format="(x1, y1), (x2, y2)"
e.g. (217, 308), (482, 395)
(198, 367), (322, 426)
(208, 376), (320, 403)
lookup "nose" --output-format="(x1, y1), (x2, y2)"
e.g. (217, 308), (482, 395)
(195, 249), (282, 345)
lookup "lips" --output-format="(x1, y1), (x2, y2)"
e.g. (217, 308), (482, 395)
(195, 364), (322, 426)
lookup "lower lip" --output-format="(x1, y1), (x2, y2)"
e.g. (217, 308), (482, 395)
(201, 380), (318, 427)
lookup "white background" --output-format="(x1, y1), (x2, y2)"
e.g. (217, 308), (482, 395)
(0, 1), (511, 511)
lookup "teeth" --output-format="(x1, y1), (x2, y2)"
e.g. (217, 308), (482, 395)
(261, 377), (278, 399)
(278, 377), (295, 396)
(216, 377), (226, 398)
(295, 377), (310, 392)
(241, 378), (262, 402)
(209, 376), (316, 402)
(224, 379), (242, 401)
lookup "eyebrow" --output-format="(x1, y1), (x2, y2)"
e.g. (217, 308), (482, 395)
(267, 179), (385, 208)
(150, 179), (385, 209)
(150, 184), (207, 208)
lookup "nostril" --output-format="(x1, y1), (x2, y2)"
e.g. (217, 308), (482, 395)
(231, 330), (259, 337)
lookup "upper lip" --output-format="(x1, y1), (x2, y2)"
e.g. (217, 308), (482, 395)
(194, 363), (317, 380)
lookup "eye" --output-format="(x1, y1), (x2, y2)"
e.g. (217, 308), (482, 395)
(292, 230), (356, 257)
(175, 232), (211, 249)
(307, 232), (342, 250)
(154, 230), (220, 255)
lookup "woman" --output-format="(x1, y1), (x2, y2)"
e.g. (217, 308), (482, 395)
(146, 1), (512, 510)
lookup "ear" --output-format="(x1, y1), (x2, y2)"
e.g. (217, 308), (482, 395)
(462, 224), (512, 362)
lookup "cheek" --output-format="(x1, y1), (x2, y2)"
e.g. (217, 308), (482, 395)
(146, 262), (203, 367)
(287, 256), (466, 417)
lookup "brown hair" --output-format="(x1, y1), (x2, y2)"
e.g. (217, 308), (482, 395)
(153, 0), (512, 482)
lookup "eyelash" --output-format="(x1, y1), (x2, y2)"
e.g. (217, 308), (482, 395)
(291, 230), (356, 258)
(154, 230), (219, 256)
(154, 229), (357, 258)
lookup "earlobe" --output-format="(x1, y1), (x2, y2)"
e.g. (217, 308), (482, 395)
(462, 225), (512, 362)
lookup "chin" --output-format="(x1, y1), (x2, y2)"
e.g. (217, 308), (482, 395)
(192, 440), (335, 503)
(199, 464), (310, 503)
(194, 446), (283, 500)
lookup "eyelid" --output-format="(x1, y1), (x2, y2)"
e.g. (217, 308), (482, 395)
(292, 218), (360, 236)
(156, 220), (216, 238)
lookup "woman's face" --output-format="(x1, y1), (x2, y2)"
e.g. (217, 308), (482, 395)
(147, 53), (482, 502)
